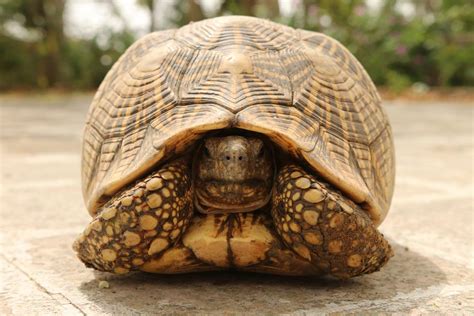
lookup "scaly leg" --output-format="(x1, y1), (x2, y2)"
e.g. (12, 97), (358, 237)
(272, 164), (393, 279)
(73, 158), (193, 274)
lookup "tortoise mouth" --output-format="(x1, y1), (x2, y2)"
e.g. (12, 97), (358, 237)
(194, 179), (272, 214)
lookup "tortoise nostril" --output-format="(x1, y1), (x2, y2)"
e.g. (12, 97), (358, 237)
(238, 156), (243, 160)
(226, 156), (231, 160)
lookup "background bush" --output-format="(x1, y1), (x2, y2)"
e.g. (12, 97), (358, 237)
(0, 0), (472, 91)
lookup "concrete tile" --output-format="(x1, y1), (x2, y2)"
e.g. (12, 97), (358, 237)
(0, 94), (472, 314)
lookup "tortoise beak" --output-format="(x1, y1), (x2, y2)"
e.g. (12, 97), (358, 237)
(194, 179), (272, 214)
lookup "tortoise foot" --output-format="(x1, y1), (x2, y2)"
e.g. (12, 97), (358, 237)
(73, 158), (193, 274)
(272, 164), (393, 279)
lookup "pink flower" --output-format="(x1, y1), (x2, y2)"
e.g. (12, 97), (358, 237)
(355, 5), (366, 17)
(308, 5), (318, 18)
(396, 45), (407, 56)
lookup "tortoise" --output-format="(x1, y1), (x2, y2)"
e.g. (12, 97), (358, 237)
(73, 16), (395, 279)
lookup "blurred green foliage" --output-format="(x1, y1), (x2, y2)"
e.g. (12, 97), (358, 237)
(0, 0), (472, 91)
(291, 0), (474, 90)
(0, 0), (134, 89)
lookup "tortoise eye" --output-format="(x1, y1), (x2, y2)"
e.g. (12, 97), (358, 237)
(257, 146), (265, 158)
(203, 147), (211, 158)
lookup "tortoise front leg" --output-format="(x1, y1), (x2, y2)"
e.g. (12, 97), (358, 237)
(73, 158), (193, 274)
(272, 164), (393, 279)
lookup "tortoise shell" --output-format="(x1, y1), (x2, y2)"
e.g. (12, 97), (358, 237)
(82, 16), (395, 226)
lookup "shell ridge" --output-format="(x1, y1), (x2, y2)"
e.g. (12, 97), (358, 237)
(347, 141), (372, 196)
(368, 125), (395, 210)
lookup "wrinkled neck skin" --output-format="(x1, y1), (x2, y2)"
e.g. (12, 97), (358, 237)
(193, 134), (275, 214)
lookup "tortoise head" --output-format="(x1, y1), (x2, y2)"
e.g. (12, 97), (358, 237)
(194, 135), (274, 214)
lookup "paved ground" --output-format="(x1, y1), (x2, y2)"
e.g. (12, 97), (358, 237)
(0, 93), (472, 315)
